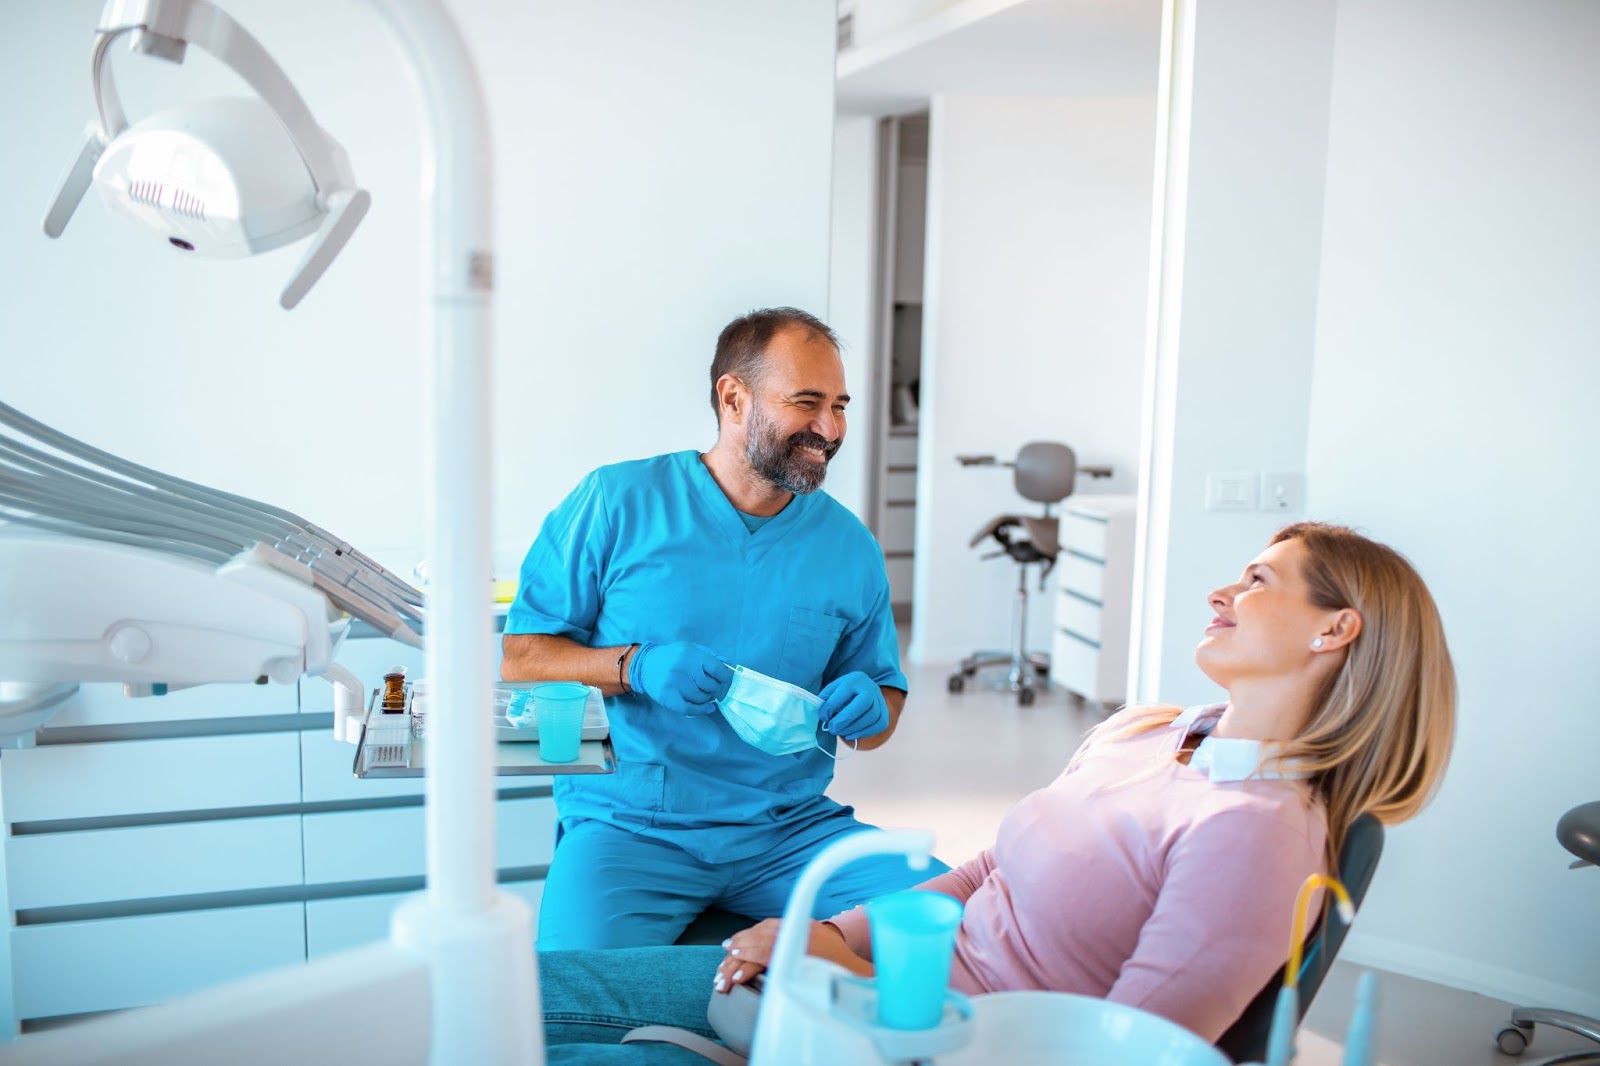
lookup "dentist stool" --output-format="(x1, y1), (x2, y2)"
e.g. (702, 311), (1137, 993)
(947, 442), (1077, 706)
(1494, 800), (1600, 1064)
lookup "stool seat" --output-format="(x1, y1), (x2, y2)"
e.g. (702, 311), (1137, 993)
(1557, 801), (1600, 865)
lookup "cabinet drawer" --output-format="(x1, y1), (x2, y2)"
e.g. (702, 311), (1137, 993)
(6, 816), (303, 911)
(302, 795), (557, 885)
(1062, 511), (1110, 560)
(1056, 592), (1102, 645)
(885, 556), (914, 603)
(884, 470), (917, 503)
(306, 879), (546, 959)
(12, 902), (305, 1021)
(43, 680), (296, 730)
(1058, 554), (1105, 604)
(1051, 629), (1100, 699)
(0, 732), (301, 824)
(881, 506), (915, 551)
(886, 434), (918, 466)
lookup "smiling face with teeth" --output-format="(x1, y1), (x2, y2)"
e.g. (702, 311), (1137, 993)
(737, 323), (849, 496)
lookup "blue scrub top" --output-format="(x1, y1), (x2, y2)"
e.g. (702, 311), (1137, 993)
(507, 450), (907, 863)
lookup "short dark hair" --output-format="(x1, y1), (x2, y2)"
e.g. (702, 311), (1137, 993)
(709, 307), (839, 423)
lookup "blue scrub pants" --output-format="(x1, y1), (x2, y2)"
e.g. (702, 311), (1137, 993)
(537, 812), (951, 950)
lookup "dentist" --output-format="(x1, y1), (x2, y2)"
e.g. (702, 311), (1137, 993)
(503, 307), (945, 949)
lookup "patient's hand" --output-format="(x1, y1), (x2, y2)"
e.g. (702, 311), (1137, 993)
(712, 918), (872, 994)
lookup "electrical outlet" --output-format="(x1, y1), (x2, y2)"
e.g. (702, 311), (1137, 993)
(1261, 472), (1306, 513)
(1205, 473), (1259, 512)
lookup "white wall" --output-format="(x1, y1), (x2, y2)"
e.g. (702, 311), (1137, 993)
(826, 116), (881, 523)
(1132, 0), (1338, 705)
(1305, 0), (1600, 1016)
(1140, 0), (1600, 1016)
(910, 92), (1154, 664)
(0, 0), (836, 583)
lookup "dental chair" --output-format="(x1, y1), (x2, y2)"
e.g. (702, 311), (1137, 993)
(1216, 812), (1385, 1063)
(1493, 800), (1600, 1065)
(947, 442), (1076, 706)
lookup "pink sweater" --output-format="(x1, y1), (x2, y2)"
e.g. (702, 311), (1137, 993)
(829, 706), (1328, 1042)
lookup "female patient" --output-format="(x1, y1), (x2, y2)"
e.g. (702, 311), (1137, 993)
(537, 523), (1456, 1061)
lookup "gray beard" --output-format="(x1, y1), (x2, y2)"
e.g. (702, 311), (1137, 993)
(746, 413), (833, 495)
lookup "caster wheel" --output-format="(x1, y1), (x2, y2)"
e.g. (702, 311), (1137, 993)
(1018, 687), (1036, 706)
(947, 674), (965, 694)
(1495, 1024), (1531, 1056)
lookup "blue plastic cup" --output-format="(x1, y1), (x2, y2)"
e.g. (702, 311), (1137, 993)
(867, 890), (963, 1030)
(532, 682), (588, 763)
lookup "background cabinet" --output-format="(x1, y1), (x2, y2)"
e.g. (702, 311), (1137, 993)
(1050, 495), (1137, 709)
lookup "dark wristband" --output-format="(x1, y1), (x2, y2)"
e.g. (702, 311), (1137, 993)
(618, 643), (639, 694)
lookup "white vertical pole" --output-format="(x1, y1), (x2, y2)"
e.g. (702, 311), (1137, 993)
(1128, 0), (1193, 705)
(373, 3), (540, 1062)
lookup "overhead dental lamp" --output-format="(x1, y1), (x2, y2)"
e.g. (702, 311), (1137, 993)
(42, 0), (371, 308)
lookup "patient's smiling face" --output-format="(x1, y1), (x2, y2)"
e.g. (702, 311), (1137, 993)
(1195, 537), (1334, 688)
(740, 325), (849, 495)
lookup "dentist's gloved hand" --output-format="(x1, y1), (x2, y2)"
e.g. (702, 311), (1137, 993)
(629, 641), (733, 715)
(818, 672), (890, 741)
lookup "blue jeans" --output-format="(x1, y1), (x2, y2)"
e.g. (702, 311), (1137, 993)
(539, 813), (951, 949)
(540, 945), (727, 1065)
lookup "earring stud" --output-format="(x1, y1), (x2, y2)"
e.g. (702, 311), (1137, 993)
(1311, 638), (1324, 649)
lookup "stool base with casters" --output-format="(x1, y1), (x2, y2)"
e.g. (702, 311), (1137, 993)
(1495, 1009), (1600, 1064)
(948, 541), (1049, 706)
(1492, 801), (1600, 1065)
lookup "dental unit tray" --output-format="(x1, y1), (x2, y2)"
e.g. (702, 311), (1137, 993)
(353, 684), (615, 779)
(490, 682), (610, 741)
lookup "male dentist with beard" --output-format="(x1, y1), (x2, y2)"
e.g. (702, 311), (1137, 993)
(504, 307), (944, 949)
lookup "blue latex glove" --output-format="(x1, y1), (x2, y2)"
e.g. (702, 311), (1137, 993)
(629, 641), (732, 715)
(818, 672), (890, 741)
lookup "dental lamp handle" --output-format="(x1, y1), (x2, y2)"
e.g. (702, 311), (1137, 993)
(767, 829), (935, 987)
(41, 124), (107, 238)
(281, 187), (372, 309)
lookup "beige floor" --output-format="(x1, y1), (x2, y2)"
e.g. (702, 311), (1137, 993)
(830, 653), (1599, 1066)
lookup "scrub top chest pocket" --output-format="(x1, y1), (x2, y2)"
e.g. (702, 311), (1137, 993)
(778, 607), (847, 692)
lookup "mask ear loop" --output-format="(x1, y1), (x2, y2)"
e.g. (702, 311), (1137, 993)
(814, 735), (857, 761)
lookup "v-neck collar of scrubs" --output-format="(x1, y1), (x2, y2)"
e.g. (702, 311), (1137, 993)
(681, 450), (813, 558)
(1169, 703), (1309, 782)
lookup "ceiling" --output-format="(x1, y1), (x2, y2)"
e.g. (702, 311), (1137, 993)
(836, 0), (1164, 117)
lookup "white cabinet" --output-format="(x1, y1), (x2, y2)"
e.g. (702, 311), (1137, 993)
(0, 628), (559, 1036)
(1050, 495), (1137, 708)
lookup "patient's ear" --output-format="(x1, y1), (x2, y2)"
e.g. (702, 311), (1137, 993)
(1317, 608), (1362, 651)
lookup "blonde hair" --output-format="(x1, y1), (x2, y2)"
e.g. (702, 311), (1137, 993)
(1089, 523), (1457, 868)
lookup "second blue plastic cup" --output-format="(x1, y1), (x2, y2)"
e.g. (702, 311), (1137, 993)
(867, 890), (963, 1030)
(532, 682), (588, 763)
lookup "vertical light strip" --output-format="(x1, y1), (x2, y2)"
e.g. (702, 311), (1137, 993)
(1128, 0), (1197, 704)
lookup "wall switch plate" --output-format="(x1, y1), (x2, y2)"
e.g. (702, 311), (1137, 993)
(1261, 472), (1306, 513)
(1205, 473), (1260, 512)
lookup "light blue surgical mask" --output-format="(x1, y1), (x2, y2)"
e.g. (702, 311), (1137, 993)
(718, 665), (852, 760)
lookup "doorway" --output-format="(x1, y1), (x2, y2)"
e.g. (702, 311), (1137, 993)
(870, 111), (928, 618)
